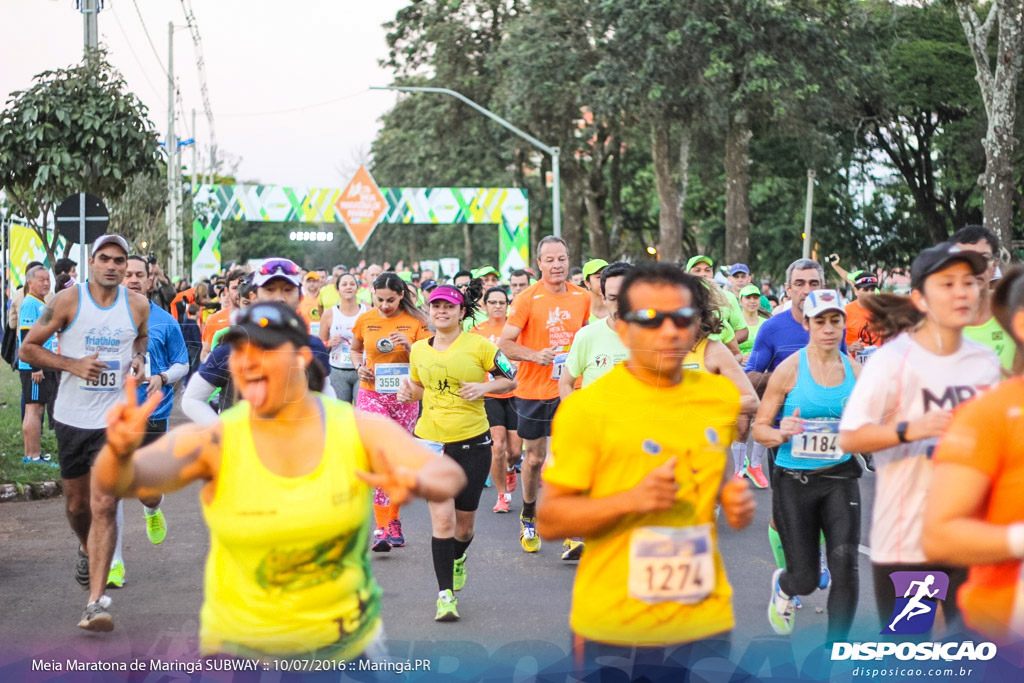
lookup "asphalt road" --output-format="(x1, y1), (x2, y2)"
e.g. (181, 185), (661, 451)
(0, 459), (884, 680)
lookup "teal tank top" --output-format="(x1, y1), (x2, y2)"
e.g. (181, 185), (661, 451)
(775, 348), (855, 470)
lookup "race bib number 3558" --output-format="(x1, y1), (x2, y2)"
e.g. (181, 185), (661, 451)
(374, 363), (410, 394)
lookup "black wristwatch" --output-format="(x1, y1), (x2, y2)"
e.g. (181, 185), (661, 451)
(895, 421), (910, 443)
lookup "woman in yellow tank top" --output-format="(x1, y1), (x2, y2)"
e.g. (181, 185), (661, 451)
(92, 303), (466, 661)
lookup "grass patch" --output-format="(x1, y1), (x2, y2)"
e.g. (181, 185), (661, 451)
(0, 368), (60, 485)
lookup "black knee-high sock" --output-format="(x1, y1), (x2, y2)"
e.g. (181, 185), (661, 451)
(454, 536), (473, 560)
(431, 537), (455, 593)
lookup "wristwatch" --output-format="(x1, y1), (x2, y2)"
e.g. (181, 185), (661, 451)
(895, 421), (910, 443)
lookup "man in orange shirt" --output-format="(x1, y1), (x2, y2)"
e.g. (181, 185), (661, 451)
(844, 273), (880, 362)
(499, 236), (590, 556)
(200, 270), (243, 362)
(299, 271), (324, 335)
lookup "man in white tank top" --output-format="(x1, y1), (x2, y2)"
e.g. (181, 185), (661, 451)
(19, 234), (150, 632)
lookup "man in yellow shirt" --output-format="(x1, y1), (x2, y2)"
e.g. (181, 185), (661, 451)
(538, 262), (755, 679)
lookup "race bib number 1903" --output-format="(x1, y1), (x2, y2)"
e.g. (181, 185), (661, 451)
(79, 359), (122, 392)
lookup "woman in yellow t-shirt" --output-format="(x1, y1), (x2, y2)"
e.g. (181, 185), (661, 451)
(398, 281), (516, 623)
(91, 303), (466, 660)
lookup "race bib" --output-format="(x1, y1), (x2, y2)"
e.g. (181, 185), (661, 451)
(309, 322), (321, 337)
(329, 340), (353, 369)
(856, 346), (877, 365)
(791, 419), (842, 460)
(550, 352), (568, 380)
(374, 363), (410, 394)
(79, 359), (123, 392)
(628, 525), (715, 605)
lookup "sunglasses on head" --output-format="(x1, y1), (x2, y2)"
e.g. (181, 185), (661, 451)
(259, 258), (300, 276)
(622, 307), (697, 329)
(231, 304), (305, 335)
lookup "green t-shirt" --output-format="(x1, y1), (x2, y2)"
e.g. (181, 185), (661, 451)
(565, 319), (629, 388)
(964, 316), (1015, 372)
(721, 290), (748, 333)
(738, 316), (764, 355)
(461, 309), (488, 333)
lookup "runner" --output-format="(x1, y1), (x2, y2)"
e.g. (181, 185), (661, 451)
(299, 271), (324, 335)
(181, 258), (334, 425)
(19, 234), (149, 631)
(581, 259), (609, 322)
(106, 255), (190, 588)
(92, 302), (466, 652)
(199, 269), (242, 362)
(537, 262), (755, 680)
(844, 274), (881, 364)
(752, 289), (863, 640)
(398, 282), (517, 621)
(17, 265), (58, 465)
(508, 269), (531, 301)
(351, 272), (433, 552)
(319, 272), (367, 403)
(686, 255), (748, 348)
(924, 267), (1024, 645)
(737, 284), (766, 361)
(472, 286), (523, 514)
(736, 283), (770, 486)
(839, 242), (1001, 632)
(953, 224), (1016, 372)
(498, 235), (590, 554)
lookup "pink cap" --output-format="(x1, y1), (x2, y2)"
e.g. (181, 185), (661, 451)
(428, 286), (464, 306)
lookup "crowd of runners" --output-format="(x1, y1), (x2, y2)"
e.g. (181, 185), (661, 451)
(7, 224), (1024, 676)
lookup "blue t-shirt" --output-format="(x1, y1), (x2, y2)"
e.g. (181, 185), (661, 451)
(137, 302), (189, 421)
(198, 334), (330, 389)
(18, 294), (56, 371)
(746, 310), (847, 373)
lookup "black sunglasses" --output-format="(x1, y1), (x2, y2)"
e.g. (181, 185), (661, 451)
(232, 303), (305, 336)
(622, 307), (697, 329)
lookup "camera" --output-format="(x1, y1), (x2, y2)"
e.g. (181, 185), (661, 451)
(828, 254), (839, 264)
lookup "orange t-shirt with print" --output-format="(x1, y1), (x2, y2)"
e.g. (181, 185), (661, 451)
(351, 309), (432, 392)
(202, 308), (232, 346)
(934, 377), (1024, 644)
(507, 280), (590, 401)
(472, 319), (515, 399)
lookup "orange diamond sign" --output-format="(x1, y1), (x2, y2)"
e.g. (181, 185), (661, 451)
(336, 165), (388, 248)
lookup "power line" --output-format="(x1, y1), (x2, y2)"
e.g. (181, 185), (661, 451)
(179, 0), (217, 170)
(106, 5), (161, 98)
(129, 0), (168, 77)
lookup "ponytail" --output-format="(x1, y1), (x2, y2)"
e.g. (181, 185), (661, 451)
(373, 272), (426, 323)
(860, 293), (923, 344)
(461, 278), (484, 322)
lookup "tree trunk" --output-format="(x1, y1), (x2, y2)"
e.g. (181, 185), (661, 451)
(584, 126), (611, 260)
(677, 122), (694, 255)
(724, 108), (752, 264)
(560, 158), (585, 265)
(956, 0), (1023, 255)
(609, 135), (624, 257)
(651, 119), (682, 263)
(463, 224), (473, 267)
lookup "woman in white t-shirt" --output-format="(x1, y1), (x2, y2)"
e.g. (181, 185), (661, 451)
(839, 243), (1002, 634)
(319, 273), (366, 403)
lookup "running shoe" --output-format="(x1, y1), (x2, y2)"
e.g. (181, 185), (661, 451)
(107, 560), (125, 589)
(733, 470), (746, 481)
(371, 527), (391, 553)
(75, 548), (89, 588)
(795, 596), (803, 610)
(484, 475), (492, 488)
(561, 538), (584, 561)
(453, 554), (467, 591)
(520, 513), (541, 553)
(145, 509), (167, 545)
(387, 519), (406, 548)
(78, 596), (114, 632)
(435, 589), (459, 622)
(506, 468), (517, 493)
(768, 568), (796, 635)
(746, 463), (769, 489)
(493, 494), (510, 513)
(22, 455), (59, 467)
(818, 547), (831, 590)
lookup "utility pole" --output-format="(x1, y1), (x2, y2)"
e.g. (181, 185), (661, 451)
(166, 22), (180, 281)
(802, 169), (816, 260)
(80, 0), (100, 62)
(191, 109), (198, 194)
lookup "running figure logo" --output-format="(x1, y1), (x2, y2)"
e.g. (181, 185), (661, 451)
(883, 571), (949, 634)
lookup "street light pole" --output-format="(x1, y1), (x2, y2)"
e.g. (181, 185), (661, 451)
(371, 85), (561, 239)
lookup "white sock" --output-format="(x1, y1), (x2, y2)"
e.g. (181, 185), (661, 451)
(143, 496), (163, 516)
(730, 442), (746, 475)
(750, 443), (767, 468)
(113, 500), (124, 565)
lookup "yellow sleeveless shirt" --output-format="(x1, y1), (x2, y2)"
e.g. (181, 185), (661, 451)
(682, 338), (708, 372)
(200, 397), (381, 659)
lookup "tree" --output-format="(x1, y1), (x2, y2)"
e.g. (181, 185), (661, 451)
(108, 171), (168, 263)
(955, 0), (1024, 253)
(0, 50), (162, 271)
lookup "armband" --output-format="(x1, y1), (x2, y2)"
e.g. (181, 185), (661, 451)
(492, 350), (517, 380)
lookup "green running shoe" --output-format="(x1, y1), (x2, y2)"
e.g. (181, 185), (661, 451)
(435, 589), (459, 622)
(107, 560), (125, 589)
(145, 509), (167, 545)
(453, 554), (467, 592)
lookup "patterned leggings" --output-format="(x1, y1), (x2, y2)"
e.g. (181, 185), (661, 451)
(357, 389), (418, 508)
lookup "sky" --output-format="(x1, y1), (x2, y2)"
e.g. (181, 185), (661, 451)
(1, 0), (408, 187)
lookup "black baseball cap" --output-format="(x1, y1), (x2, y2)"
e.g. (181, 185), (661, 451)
(910, 242), (988, 291)
(222, 302), (309, 349)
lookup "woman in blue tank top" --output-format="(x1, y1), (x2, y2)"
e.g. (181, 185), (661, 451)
(753, 290), (863, 641)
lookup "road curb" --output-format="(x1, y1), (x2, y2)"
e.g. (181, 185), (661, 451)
(0, 480), (62, 503)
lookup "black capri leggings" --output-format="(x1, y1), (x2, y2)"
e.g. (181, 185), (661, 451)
(772, 462), (861, 642)
(442, 432), (493, 512)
